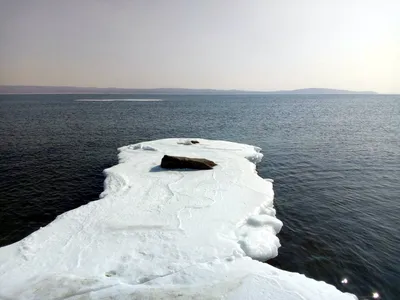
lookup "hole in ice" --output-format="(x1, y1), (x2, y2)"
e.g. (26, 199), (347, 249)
(137, 277), (150, 284)
(105, 270), (117, 277)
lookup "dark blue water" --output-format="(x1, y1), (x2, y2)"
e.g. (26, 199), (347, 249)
(0, 94), (399, 299)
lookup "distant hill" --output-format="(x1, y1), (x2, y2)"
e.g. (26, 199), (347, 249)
(273, 88), (378, 94)
(0, 85), (378, 95)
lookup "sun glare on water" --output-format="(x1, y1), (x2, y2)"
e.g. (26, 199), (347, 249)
(372, 292), (380, 299)
(341, 277), (380, 299)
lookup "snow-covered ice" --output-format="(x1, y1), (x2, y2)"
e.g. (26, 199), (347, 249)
(0, 138), (357, 299)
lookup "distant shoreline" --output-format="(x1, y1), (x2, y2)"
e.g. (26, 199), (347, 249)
(0, 86), (378, 95)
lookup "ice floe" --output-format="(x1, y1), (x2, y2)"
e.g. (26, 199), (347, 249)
(75, 99), (163, 102)
(0, 138), (357, 299)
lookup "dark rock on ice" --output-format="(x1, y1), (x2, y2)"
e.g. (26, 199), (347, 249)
(161, 155), (217, 170)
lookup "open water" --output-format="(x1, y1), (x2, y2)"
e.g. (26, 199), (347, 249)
(0, 94), (399, 299)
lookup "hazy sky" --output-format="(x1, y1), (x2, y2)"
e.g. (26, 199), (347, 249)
(0, 0), (399, 93)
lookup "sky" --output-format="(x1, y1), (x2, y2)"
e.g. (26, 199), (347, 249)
(0, 0), (399, 93)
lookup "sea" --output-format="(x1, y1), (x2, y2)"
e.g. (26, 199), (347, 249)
(0, 94), (399, 299)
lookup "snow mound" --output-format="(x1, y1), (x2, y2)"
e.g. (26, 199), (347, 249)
(0, 138), (357, 300)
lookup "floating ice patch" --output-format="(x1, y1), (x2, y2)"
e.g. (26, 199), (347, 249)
(0, 138), (357, 300)
(75, 98), (163, 102)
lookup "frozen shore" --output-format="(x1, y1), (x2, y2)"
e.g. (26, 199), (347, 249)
(0, 138), (357, 299)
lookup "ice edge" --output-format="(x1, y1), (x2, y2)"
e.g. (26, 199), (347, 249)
(0, 138), (358, 300)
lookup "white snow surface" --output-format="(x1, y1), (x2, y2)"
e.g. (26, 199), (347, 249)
(0, 138), (357, 300)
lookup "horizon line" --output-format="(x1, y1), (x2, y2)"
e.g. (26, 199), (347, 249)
(0, 85), (381, 95)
